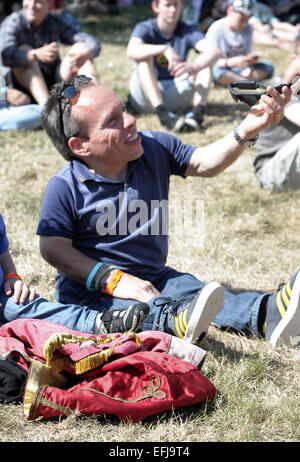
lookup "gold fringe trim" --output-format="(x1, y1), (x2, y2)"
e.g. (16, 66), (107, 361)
(43, 332), (142, 374)
(73, 347), (114, 375)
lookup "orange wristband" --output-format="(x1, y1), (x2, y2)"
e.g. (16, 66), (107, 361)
(104, 269), (124, 295)
(4, 272), (22, 282)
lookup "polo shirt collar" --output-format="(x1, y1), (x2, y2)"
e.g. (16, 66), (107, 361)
(71, 159), (137, 184)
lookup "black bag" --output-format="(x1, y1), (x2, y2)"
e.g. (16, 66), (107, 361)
(0, 352), (28, 403)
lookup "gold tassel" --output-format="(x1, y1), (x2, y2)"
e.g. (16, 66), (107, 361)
(73, 347), (114, 374)
(43, 332), (143, 374)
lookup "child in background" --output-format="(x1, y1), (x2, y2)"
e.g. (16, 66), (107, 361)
(126, 0), (221, 131)
(205, 0), (274, 87)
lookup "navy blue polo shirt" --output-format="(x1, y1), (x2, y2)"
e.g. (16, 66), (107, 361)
(130, 18), (204, 80)
(37, 130), (195, 281)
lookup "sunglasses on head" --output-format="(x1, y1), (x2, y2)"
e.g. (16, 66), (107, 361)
(228, 80), (291, 106)
(58, 85), (79, 139)
(58, 85), (78, 100)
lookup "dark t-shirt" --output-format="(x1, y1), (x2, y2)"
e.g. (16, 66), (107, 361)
(130, 18), (204, 80)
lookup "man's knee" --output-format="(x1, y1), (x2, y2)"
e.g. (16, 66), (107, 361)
(65, 42), (92, 61)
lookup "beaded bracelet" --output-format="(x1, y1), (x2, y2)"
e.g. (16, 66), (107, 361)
(104, 269), (124, 296)
(4, 272), (22, 282)
(85, 262), (103, 292)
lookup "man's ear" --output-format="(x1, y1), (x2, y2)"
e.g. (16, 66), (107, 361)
(151, 0), (159, 14)
(68, 136), (89, 159)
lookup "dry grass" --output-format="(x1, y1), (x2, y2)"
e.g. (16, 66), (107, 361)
(0, 6), (299, 443)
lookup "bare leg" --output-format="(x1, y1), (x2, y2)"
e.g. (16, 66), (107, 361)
(12, 46), (49, 105)
(192, 66), (212, 107)
(218, 67), (269, 86)
(137, 59), (163, 109)
(248, 67), (270, 81)
(59, 42), (99, 83)
(218, 70), (247, 87)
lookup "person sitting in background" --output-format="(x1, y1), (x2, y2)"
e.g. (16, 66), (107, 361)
(252, 54), (300, 191)
(266, 0), (300, 26)
(205, 0), (274, 87)
(0, 0), (101, 106)
(126, 0), (221, 132)
(249, 1), (300, 53)
(253, 94), (300, 191)
(0, 86), (41, 130)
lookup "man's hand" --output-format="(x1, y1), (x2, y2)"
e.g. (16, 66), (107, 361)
(170, 61), (196, 77)
(63, 42), (92, 74)
(229, 53), (261, 68)
(238, 85), (291, 140)
(3, 278), (37, 305)
(163, 45), (182, 74)
(35, 42), (59, 63)
(109, 272), (160, 303)
(6, 88), (30, 106)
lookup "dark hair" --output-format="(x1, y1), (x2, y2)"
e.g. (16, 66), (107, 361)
(41, 75), (93, 162)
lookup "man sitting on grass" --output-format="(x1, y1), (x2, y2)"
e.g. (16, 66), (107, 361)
(32, 73), (300, 350)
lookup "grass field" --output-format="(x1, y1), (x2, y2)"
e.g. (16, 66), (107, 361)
(0, 5), (299, 443)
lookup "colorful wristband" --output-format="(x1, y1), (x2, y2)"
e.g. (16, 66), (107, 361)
(93, 265), (113, 291)
(85, 262), (103, 292)
(4, 272), (22, 282)
(104, 269), (124, 296)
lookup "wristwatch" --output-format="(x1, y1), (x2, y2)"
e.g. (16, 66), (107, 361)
(233, 123), (258, 147)
(32, 49), (38, 60)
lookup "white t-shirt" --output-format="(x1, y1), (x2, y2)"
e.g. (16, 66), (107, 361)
(205, 17), (253, 58)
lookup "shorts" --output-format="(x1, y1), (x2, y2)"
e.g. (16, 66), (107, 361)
(5, 62), (62, 103)
(129, 68), (195, 114)
(212, 61), (274, 85)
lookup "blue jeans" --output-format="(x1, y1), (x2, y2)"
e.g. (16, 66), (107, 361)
(0, 104), (41, 130)
(0, 292), (99, 333)
(54, 267), (269, 337)
(212, 61), (274, 85)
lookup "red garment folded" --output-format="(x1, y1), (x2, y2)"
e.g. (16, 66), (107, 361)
(0, 318), (216, 423)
